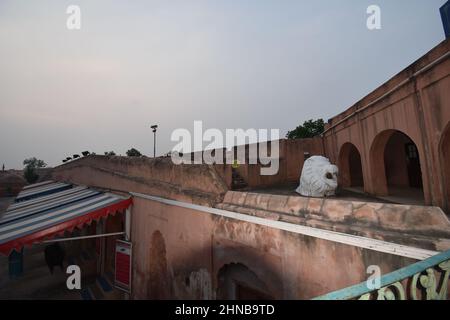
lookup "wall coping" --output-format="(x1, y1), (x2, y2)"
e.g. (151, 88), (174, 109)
(217, 191), (450, 251)
(130, 191), (438, 260)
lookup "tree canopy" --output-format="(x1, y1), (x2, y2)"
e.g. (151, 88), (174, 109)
(23, 157), (47, 168)
(126, 148), (142, 157)
(286, 119), (325, 140)
(23, 157), (46, 183)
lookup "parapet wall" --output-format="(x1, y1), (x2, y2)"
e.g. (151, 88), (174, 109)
(130, 195), (421, 299)
(216, 191), (450, 251)
(52, 155), (229, 206)
(236, 138), (324, 188)
(187, 138), (325, 189)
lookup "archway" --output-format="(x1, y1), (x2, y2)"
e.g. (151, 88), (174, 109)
(370, 130), (424, 204)
(440, 123), (450, 212)
(338, 143), (364, 190)
(216, 263), (273, 300)
(147, 230), (170, 299)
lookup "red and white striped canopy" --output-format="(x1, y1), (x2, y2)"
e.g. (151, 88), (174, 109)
(0, 181), (132, 255)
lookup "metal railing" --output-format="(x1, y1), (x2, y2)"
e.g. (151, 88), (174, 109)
(313, 249), (450, 300)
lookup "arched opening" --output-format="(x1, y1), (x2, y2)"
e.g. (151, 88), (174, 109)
(370, 130), (424, 204)
(439, 123), (450, 212)
(217, 263), (273, 300)
(147, 230), (170, 299)
(338, 143), (364, 190)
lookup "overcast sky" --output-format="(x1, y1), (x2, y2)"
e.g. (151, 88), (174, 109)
(0, 0), (447, 169)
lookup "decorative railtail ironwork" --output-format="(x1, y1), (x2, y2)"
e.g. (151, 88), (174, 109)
(313, 249), (450, 300)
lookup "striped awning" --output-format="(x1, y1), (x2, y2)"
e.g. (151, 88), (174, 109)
(0, 181), (132, 255)
(15, 181), (73, 202)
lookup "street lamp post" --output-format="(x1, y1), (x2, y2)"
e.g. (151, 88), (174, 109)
(151, 125), (158, 158)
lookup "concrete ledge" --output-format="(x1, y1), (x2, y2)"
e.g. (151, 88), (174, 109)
(217, 191), (450, 251)
(131, 191), (438, 260)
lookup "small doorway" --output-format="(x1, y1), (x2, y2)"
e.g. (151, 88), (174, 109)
(217, 263), (274, 300)
(370, 130), (424, 205)
(405, 143), (422, 188)
(338, 143), (364, 190)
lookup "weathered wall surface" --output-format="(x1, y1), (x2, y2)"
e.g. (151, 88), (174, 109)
(217, 191), (450, 252)
(186, 138), (324, 189)
(130, 196), (418, 300)
(237, 138), (324, 188)
(285, 138), (324, 181)
(52, 155), (229, 206)
(323, 39), (450, 210)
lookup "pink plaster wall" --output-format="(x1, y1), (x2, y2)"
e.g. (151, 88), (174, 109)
(129, 196), (419, 300)
(52, 155), (228, 206)
(323, 39), (450, 210)
(233, 138), (324, 188)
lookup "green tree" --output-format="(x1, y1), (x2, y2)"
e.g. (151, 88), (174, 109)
(23, 157), (46, 184)
(104, 151), (116, 156)
(286, 119), (325, 139)
(24, 165), (39, 183)
(23, 157), (47, 168)
(126, 148), (142, 157)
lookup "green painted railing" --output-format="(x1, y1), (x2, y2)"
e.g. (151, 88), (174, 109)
(313, 249), (450, 300)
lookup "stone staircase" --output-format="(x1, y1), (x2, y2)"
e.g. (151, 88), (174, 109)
(232, 168), (248, 190)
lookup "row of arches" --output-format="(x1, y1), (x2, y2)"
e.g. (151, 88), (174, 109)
(337, 127), (450, 205)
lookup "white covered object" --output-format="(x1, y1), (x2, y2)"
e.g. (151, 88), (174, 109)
(296, 156), (338, 197)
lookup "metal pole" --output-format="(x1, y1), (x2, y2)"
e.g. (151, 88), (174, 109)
(151, 124), (158, 158)
(153, 130), (156, 158)
(41, 232), (125, 243)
